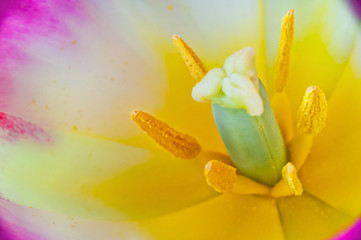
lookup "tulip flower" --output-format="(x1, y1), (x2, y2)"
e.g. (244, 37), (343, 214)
(1, 0), (361, 240)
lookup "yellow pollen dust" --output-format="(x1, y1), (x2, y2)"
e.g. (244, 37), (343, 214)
(131, 110), (201, 159)
(282, 162), (303, 196)
(172, 34), (207, 81)
(297, 86), (327, 136)
(204, 160), (237, 193)
(275, 9), (294, 92)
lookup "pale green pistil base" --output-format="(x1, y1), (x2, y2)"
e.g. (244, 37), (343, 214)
(212, 81), (287, 186)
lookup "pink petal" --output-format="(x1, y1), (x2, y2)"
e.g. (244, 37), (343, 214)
(333, 217), (361, 240)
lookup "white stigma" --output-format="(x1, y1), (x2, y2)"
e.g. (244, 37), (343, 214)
(192, 47), (263, 116)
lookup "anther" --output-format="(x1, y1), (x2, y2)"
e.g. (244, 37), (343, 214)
(275, 9), (295, 92)
(282, 162), (303, 196)
(205, 160), (270, 195)
(297, 86), (327, 136)
(131, 110), (201, 159)
(204, 160), (237, 193)
(271, 162), (303, 197)
(172, 34), (207, 81)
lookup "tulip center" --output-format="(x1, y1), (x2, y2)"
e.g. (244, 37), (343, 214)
(133, 9), (328, 198)
(192, 48), (287, 187)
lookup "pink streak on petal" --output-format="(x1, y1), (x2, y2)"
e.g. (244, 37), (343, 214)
(0, 220), (45, 240)
(332, 218), (361, 240)
(0, 0), (87, 110)
(0, 199), (47, 240)
(0, 0), (86, 40)
(0, 112), (51, 143)
(349, 0), (361, 19)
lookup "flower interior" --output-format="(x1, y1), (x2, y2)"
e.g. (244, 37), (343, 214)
(132, 9), (328, 197)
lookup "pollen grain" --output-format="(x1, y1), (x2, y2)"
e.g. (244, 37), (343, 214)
(275, 9), (295, 92)
(172, 34), (207, 81)
(131, 110), (201, 159)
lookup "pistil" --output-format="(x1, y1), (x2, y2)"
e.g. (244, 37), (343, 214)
(192, 48), (287, 186)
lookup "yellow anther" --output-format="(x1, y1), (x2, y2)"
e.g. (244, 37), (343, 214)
(204, 160), (237, 193)
(172, 34), (207, 81)
(282, 162), (303, 196)
(271, 162), (303, 197)
(297, 86), (327, 136)
(275, 9), (294, 92)
(131, 110), (201, 159)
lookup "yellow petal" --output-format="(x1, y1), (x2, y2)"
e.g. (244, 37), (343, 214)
(140, 194), (284, 240)
(299, 33), (361, 216)
(277, 193), (354, 240)
(0, 131), (216, 221)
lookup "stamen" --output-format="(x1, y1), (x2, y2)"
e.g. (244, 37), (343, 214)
(275, 9), (294, 92)
(131, 110), (201, 159)
(282, 162), (303, 196)
(271, 92), (294, 143)
(204, 160), (237, 193)
(204, 160), (270, 195)
(172, 34), (207, 81)
(271, 162), (303, 197)
(198, 151), (234, 166)
(290, 134), (313, 169)
(232, 174), (270, 195)
(297, 86), (327, 136)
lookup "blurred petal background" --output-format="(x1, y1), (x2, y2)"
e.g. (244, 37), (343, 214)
(0, 0), (361, 239)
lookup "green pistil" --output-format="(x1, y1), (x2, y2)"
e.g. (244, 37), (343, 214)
(212, 81), (286, 186)
(192, 47), (287, 186)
